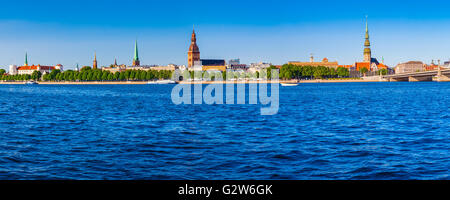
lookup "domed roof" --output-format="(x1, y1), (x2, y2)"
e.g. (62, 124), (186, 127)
(364, 48), (371, 54)
(189, 43), (199, 52)
(188, 28), (200, 52)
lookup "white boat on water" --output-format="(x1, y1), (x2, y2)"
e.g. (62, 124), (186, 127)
(281, 83), (299, 87)
(147, 80), (177, 84)
(25, 81), (38, 85)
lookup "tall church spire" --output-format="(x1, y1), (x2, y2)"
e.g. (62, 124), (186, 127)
(365, 16), (370, 45)
(134, 40), (139, 61)
(365, 18), (368, 37)
(25, 52), (28, 66)
(133, 40), (140, 66)
(93, 52), (98, 69)
(363, 16), (372, 63)
(191, 28), (197, 43)
(188, 27), (200, 68)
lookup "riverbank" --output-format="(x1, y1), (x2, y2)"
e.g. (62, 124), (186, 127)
(0, 79), (385, 85)
(298, 79), (387, 83)
(0, 81), (151, 85)
(177, 79), (382, 84)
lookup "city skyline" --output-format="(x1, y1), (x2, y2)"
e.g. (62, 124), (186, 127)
(2, 1), (450, 69)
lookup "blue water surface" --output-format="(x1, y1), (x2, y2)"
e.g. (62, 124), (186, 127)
(0, 82), (448, 180)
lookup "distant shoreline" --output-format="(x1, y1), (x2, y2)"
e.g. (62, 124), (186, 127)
(0, 79), (383, 85)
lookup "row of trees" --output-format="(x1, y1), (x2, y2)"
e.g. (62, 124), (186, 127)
(0, 65), (387, 82)
(1, 71), (42, 81)
(0, 67), (173, 82)
(180, 66), (280, 80)
(279, 64), (350, 79)
(43, 68), (173, 81)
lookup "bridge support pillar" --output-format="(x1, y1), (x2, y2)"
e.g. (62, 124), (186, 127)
(434, 75), (450, 82)
(389, 77), (408, 82)
(409, 76), (432, 82)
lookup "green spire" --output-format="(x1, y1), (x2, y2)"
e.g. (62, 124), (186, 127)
(134, 40), (139, 61)
(25, 52), (28, 66)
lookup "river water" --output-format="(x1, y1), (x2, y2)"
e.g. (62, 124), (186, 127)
(0, 82), (448, 179)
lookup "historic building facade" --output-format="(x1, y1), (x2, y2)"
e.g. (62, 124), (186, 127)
(200, 59), (226, 71)
(9, 53), (63, 75)
(288, 56), (340, 69)
(395, 61), (424, 74)
(17, 64), (62, 75)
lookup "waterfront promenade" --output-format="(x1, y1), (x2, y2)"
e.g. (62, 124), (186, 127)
(0, 79), (379, 85)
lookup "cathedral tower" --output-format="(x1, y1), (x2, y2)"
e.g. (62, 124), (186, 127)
(93, 52), (98, 69)
(363, 17), (371, 63)
(132, 40), (140, 66)
(188, 27), (200, 68)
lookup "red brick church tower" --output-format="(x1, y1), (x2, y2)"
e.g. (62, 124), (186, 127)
(93, 52), (98, 69)
(188, 28), (200, 68)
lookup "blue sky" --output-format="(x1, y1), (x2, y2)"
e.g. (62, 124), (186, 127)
(1, 0), (450, 70)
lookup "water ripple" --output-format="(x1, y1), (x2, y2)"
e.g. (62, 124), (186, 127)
(0, 83), (449, 179)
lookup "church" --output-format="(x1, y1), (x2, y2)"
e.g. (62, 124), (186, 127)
(187, 28), (226, 71)
(9, 53), (63, 75)
(354, 18), (389, 72)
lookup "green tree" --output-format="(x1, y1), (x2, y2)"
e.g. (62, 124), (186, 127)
(119, 72), (125, 80)
(107, 73), (114, 81)
(359, 67), (369, 76)
(124, 70), (131, 80)
(302, 66), (313, 79)
(42, 74), (50, 81)
(31, 70), (42, 81)
(266, 66), (278, 79)
(140, 71), (147, 80)
(24, 74), (31, 80)
(81, 66), (92, 72)
(87, 72), (93, 81)
(95, 70), (102, 80)
(313, 66), (328, 79)
(114, 72), (120, 80)
(337, 67), (349, 77)
(378, 68), (388, 75)
(329, 68), (337, 78)
(101, 71), (109, 81)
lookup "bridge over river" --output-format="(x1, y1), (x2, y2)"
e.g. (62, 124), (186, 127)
(383, 68), (450, 82)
